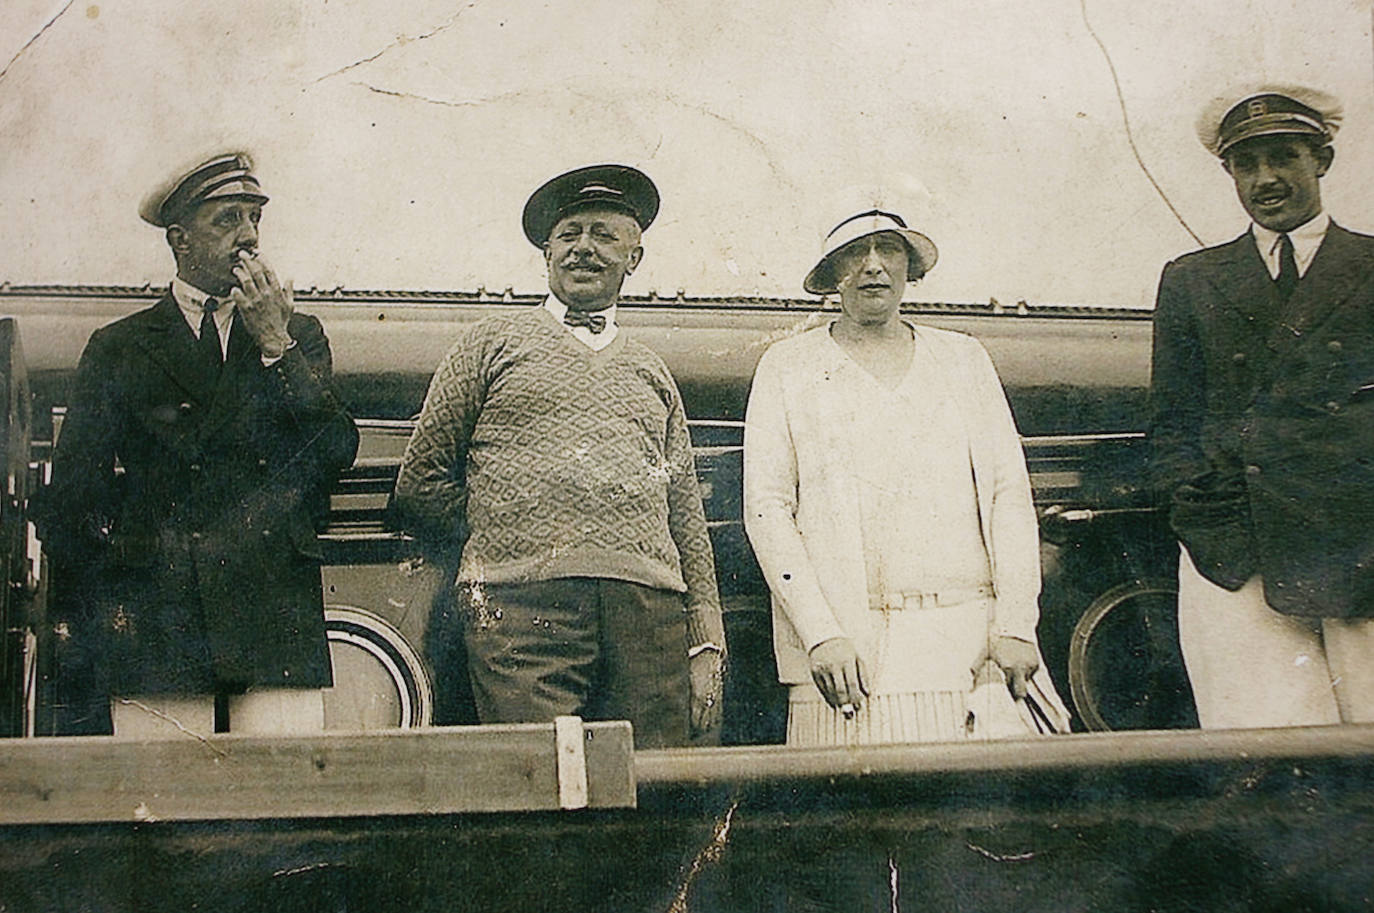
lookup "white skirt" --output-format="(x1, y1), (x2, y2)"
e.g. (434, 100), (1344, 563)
(786, 596), (993, 747)
(787, 689), (971, 745)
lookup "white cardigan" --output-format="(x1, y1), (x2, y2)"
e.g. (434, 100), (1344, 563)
(743, 322), (1042, 685)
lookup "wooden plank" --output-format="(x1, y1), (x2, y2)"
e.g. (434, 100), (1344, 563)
(0, 722), (635, 824)
(635, 723), (1374, 786)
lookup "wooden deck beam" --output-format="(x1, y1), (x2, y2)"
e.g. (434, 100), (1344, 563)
(0, 720), (635, 824)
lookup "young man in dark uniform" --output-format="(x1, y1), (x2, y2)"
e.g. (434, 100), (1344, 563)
(1150, 86), (1374, 728)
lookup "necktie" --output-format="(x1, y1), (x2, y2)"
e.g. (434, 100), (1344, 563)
(199, 297), (222, 376)
(1276, 233), (1298, 302)
(563, 309), (607, 333)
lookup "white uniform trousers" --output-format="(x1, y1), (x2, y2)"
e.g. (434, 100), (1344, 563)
(111, 688), (325, 739)
(1178, 546), (1374, 728)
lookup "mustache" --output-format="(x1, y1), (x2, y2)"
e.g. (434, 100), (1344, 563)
(560, 255), (606, 270)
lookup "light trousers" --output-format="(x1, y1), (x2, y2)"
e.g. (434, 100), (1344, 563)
(1178, 546), (1374, 728)
(111, 688), (325, 739)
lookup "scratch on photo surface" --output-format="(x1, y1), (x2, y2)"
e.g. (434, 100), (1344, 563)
(643, 453), (672, 483)
(315, 2), (483, 83)
(652, 90), (802, 193)
(667, 799), (738, 912)
(116, 699), (227, 758)
(746, 312), (833, 352)
(466, 576), (497, 628)
(1078, 0), (1201, 246)
(966, 842), (1035, 862)
(351, 82), (584, 115)
(0, 0), (76, 85)
(273, 862), (335, 879)
(354, 82), (499, 109)
(889, 855), (900, 913)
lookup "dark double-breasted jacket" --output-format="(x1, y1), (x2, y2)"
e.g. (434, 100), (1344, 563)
(39, 293), (359, 694)
(1150, 223), (1374, 618)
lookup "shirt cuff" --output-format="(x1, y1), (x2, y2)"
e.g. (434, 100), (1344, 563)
(684, 603), (726, 655)
(260, 336), (298, 366)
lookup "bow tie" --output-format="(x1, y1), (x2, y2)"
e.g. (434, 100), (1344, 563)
(563, 309), (608, 333)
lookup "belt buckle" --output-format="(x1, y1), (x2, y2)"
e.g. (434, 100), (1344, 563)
(902, 592), (936, 611)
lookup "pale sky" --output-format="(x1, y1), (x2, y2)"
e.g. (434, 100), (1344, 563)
(1, 0), (1371, 307)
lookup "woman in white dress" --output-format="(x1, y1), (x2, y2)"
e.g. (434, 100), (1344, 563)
(743, 209), (1069, 745)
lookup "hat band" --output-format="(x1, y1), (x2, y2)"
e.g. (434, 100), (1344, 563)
(161, 170), (265, 222)
(1219, 112), (1329, 153)
(577, 184), (624, 197)
(821, 211), (911, 260)
(554, 191), (639, 223)
(827, 208), (907, 239)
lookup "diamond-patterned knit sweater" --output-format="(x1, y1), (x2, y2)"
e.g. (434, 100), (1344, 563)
(394, 307), (724, 648)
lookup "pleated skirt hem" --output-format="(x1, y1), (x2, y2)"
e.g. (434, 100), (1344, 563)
(786, 690), (970, 746)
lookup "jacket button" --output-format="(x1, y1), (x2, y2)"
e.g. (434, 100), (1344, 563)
(189, 464), (201, 472)
(191, 531), (202, 540)
(1246, 464), (1262, 477)
(1232, 352), (1246, 364)
(1328, 340), (1343, 353)
(257, 458), (268, 469)
(179, 402), (193, 413)
(1326, 401), (1341, 413)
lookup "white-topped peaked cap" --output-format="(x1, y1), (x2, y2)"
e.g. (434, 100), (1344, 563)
(1196, 84), (1343, 157)
(803, 208), (938, 296)
(139, 151), (268, 227)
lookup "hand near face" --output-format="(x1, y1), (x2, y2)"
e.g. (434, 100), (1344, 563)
(808, 636), (869, 713)
(229, 251), (294, 357)
(988, 635), (1040, 700)
(689, 647), (724, 736)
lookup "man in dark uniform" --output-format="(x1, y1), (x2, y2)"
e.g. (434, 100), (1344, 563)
(40, 152), (359, 737)
(1150, 85), (1374, 728)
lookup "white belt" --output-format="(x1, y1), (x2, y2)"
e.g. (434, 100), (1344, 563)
(870, 584), (994, 612)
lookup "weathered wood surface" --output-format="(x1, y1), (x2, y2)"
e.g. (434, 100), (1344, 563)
(0, 721), (635, 823)
(2, 726), (1373, 911)
(635, 721), (1374, 785)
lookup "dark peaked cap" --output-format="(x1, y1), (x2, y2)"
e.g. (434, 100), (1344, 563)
(1196, 85), (1342, 157)
(522, 164), (659, 247)
(139, 152), (269, 227)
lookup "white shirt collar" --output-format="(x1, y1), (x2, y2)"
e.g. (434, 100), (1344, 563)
(1251, 212), (1330, 280)
(171, 277), (235, 353)
(542, 295), (619, 351)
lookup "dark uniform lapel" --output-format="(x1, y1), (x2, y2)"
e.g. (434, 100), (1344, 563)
(129, 293), (220, 405)
(1203, 233), (1281, 343)
(1269, 224), (1372, 355)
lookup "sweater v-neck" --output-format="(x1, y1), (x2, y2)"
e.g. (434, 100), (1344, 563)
(532, 303), (628, 365)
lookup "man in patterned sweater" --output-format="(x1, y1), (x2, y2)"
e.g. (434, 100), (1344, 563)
(393, 165), (725, 746)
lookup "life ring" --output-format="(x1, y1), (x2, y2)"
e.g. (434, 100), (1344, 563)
(323, 605), (432, 729)
(1068, 578), (1195, 732)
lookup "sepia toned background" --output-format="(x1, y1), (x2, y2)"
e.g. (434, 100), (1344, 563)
(1, 0), (1371, 308)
